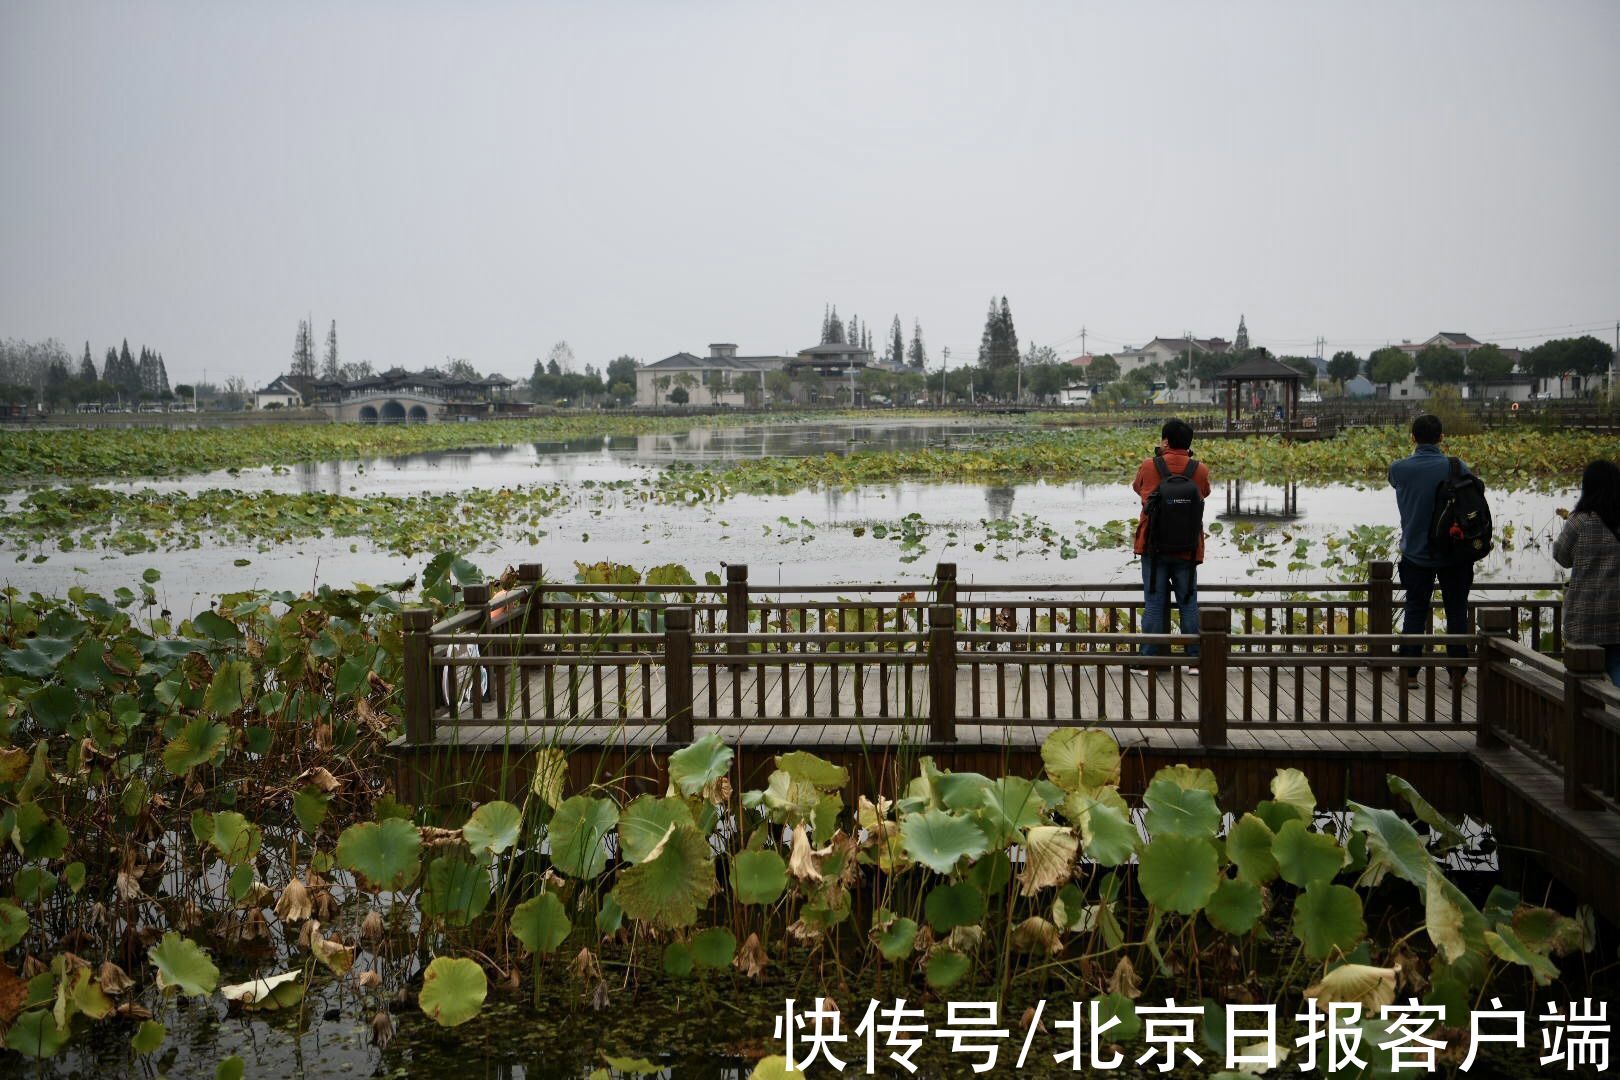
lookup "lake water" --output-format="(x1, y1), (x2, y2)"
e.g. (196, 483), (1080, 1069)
(6, 419), (1574, 604)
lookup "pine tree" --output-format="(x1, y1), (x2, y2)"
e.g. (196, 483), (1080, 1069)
(828, 306), (845, 346)
(908, 320), (927, 369)
(138, 348), (159, 395)
(103, 347), (118, 387)
(821, 304), (831, 345)
(118, 340), (138, 395)
(1234, 315), (1249, 354)
(322, 320), (340, 380)
(979, 299), (997, 366)
(998, 297), (1019, 369)
(79, 342), (96, 382)
(889, 316), (904, 366)
(848, 314), (859, 350)
(156, 354), (169, 396)
(291, 319), (316, 379)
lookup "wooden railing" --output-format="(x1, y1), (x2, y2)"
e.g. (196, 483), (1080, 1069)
(1476, 607), (1620, 812)
(398, 561), (1575, 749)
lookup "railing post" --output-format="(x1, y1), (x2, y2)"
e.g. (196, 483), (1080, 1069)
(1367, 560), (1395, 645)
(1476, 607), (1512, 748)
(1197, 607), (1230, 747)
(402, 608), (435, 745)
(1562, 644), (1605, 809)
(517, 563), (544, 641)
(726, 564), (749, 667)
(934, 562), (957, 608)
(927, 604), (957, 743)
(664, 606), (694, 744)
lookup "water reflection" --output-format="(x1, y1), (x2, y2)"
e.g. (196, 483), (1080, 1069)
(1218, 480), (1302, 523)
(985, 484), (1016, 520)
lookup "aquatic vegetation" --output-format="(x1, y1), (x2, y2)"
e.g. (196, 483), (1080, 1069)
(0, 565), (1603, 1073)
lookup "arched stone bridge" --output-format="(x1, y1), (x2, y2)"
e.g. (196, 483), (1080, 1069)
(322, 391), (443, 424)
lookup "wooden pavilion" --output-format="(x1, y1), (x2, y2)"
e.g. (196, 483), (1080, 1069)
(1217, 354), (1309, 429)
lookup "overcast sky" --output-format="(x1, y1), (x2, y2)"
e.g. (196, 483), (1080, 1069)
(3, 1), (1617, 386)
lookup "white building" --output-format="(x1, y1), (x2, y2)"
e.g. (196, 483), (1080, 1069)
(251, 375), (304, 410)
(635, 344), (791, 407)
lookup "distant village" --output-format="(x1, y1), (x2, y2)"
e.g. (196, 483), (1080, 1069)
(2, 306), (1614, 423)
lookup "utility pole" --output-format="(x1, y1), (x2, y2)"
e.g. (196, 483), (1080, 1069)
(1183, 329), (1195, 404)
(1081, 326), (1087, 357)
(940, 346), (949, 406)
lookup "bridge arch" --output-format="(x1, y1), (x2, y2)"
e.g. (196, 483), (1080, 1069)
(408, 404), (429, 423)
(380, 400), (407, 424)
(358, 404), (379, 424)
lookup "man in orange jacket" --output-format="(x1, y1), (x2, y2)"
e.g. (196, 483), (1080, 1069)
(1132, 418), (1212, 673)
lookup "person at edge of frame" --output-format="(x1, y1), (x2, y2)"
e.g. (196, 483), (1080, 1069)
(1131, 417), (1211, 677)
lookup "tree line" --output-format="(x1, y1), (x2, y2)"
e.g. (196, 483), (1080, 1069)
(0, 337), (174, 406)
(1330, 335), (1615, 396)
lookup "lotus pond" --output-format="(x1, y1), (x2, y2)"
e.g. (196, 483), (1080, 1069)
(0, 559), (1615, 1078)
(0, 417), (1598, 601)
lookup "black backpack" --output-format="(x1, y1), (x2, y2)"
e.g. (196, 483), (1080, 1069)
(1145, 454), (1204, 555)
(1429, 457), (1493, 562)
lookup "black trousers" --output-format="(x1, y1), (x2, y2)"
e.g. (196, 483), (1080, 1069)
(1398, 558), (1474, 658)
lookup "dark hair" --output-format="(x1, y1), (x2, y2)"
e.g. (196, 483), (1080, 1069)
(1161, 418), (1193, 451)
(1411, 414), (1442, 444)
(1573, 458), (1620, 537)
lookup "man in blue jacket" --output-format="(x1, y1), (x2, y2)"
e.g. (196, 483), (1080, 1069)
(1388, 413), (1474, 687)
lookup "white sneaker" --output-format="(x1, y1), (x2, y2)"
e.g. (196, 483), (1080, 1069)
(1186, 665), (1200, 676)
(1131, 667), (1152, 678)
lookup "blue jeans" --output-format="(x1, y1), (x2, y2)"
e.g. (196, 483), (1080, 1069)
(1141, 557), (1199, 657)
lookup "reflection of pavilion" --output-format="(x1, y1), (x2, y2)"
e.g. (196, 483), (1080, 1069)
(985, 485), (1015, 520)
(1218, 480), (1301, 523)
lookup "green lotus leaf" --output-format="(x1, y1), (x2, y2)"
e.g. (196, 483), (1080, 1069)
(899, 809), (989, 874)
(462, 800), (522, 856)
(1149, 764), (1218, 795)
(1511, 905), (1587, 957)
(732, 849), (788, 906)
(1253, 798), (1307, 832)
(1069, 796), (1137, 866)
(1425, 866), (1487, 966)
(1041, 728), (1120, 792)
(611, 822), (717, 929)
(662, 939), (694, 978)
(208, 811), (262, 868)
(1270, 768), (1316, 818)
(216, 1056), (246, 1080)
(511, 892), (571, 955)
(760, 769), (823, 827)
(4, 1009), (68, 1059)
(293, 786), (330, 836)
(1486, 926), (1559, 986)
(162, 717), (230, 775)
(876, 914), (918, 960)
(549, 795), (619, 879)
(1225, 813), (1279, 884)
(933, 770), (994, 811)
(0, 900), (28, 949)
(1143, 777), (1220, 839)
(618, 795), (696, 864)
(596, 893), (624, 937)
(203, 659), (252, 716)
(924, 948), (970, 989)
(668, 734), (734, 797)
(1272, 819), (1344, 888)
(131, 1020), (166, 1055)
(1204, 876), (1264, 935)
(418, 956), (487, 1028)
(692, 926), (737, 969)
(1092, 992), (1142, 1042)
(1387, 775), (1465, 850)
(1138, 834), (1219, 914)
(973, 776), (1050, 849)
(25, 686), (78, 731)
(421, 855), (491, 927)
(924, 882), (986, 931)
(775, 751), (847, 790)
(10, 803), (68, 860)
(149, 932), (219, 997)
(1347, 801), (1431, 888)
(336, 818), (422, 892)
(748, 1056), (807, 1080)
(1, 636), (74, 678)
(1292, 882), (1366, 961)
(14, 866), (55, 905)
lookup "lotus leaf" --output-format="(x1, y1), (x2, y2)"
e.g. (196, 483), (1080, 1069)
(1424, 865), (1486, 964)
(1292, 882), (1366, 961)
(1149, 764), (1218, 795)
(924, 882), (986, 931)
(691, 927), (736, 969)
(9, 803), (69, 860)
(336, 818), (422, 892)
(1387, 774), (1464, 850)
(1271, 819), (1344, 888)
(668, 734), (734, 797)
(1018, 825), (1078, 895)
(4, 1010), (67, 1059)
(293, 786), (330, 835)
(924, 948), (970, 989)
(204, 659), (252, 716)
(1143, 777), (1220, 839)
(748, 1056), (807, 1080)
(1225, 813), (1278, 884)
(25, 686), (77, 731)
(618, 796), (696, 864)
(876, 915), (918, 960)
(1093, 992), (1141, 1042)
(759, 770), (823, 827)
(217, 1057), (246, 1080)
(208, 811), (262, 867)
(418, 956), (487, 1027)
(530, 747), (568, 809)
(611, 822), (716, 929)
(1347, 801), (1431, 888)
(162, 717), (230, 775)
(774, 750), (847, 790)
(0, 900), (28, 949)
(220, 970), (304, 1011)
(1486, 926), (1559, 986)
(149, 932), (219, 997)
(1040, 727), (1120, 792)
(1269, 768), (1316, 818)
(1068, 796), (1137, 866)
(462, 800), (522, 856)
(1511, 905), (1586, 956)
(1204, 876), (1263, 935)
(548, 795), (619, 879)
(899, 809), (989, 874)
(131, 1020), (166, 1055)
(421, 855), (491, 926)
(1304, 963), (1396, 1009)
(974, 776), (1051, 849)
(1138, 834), (1219, 914)
(662, 940), (694, 977)
(732, 849), (788, 906)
